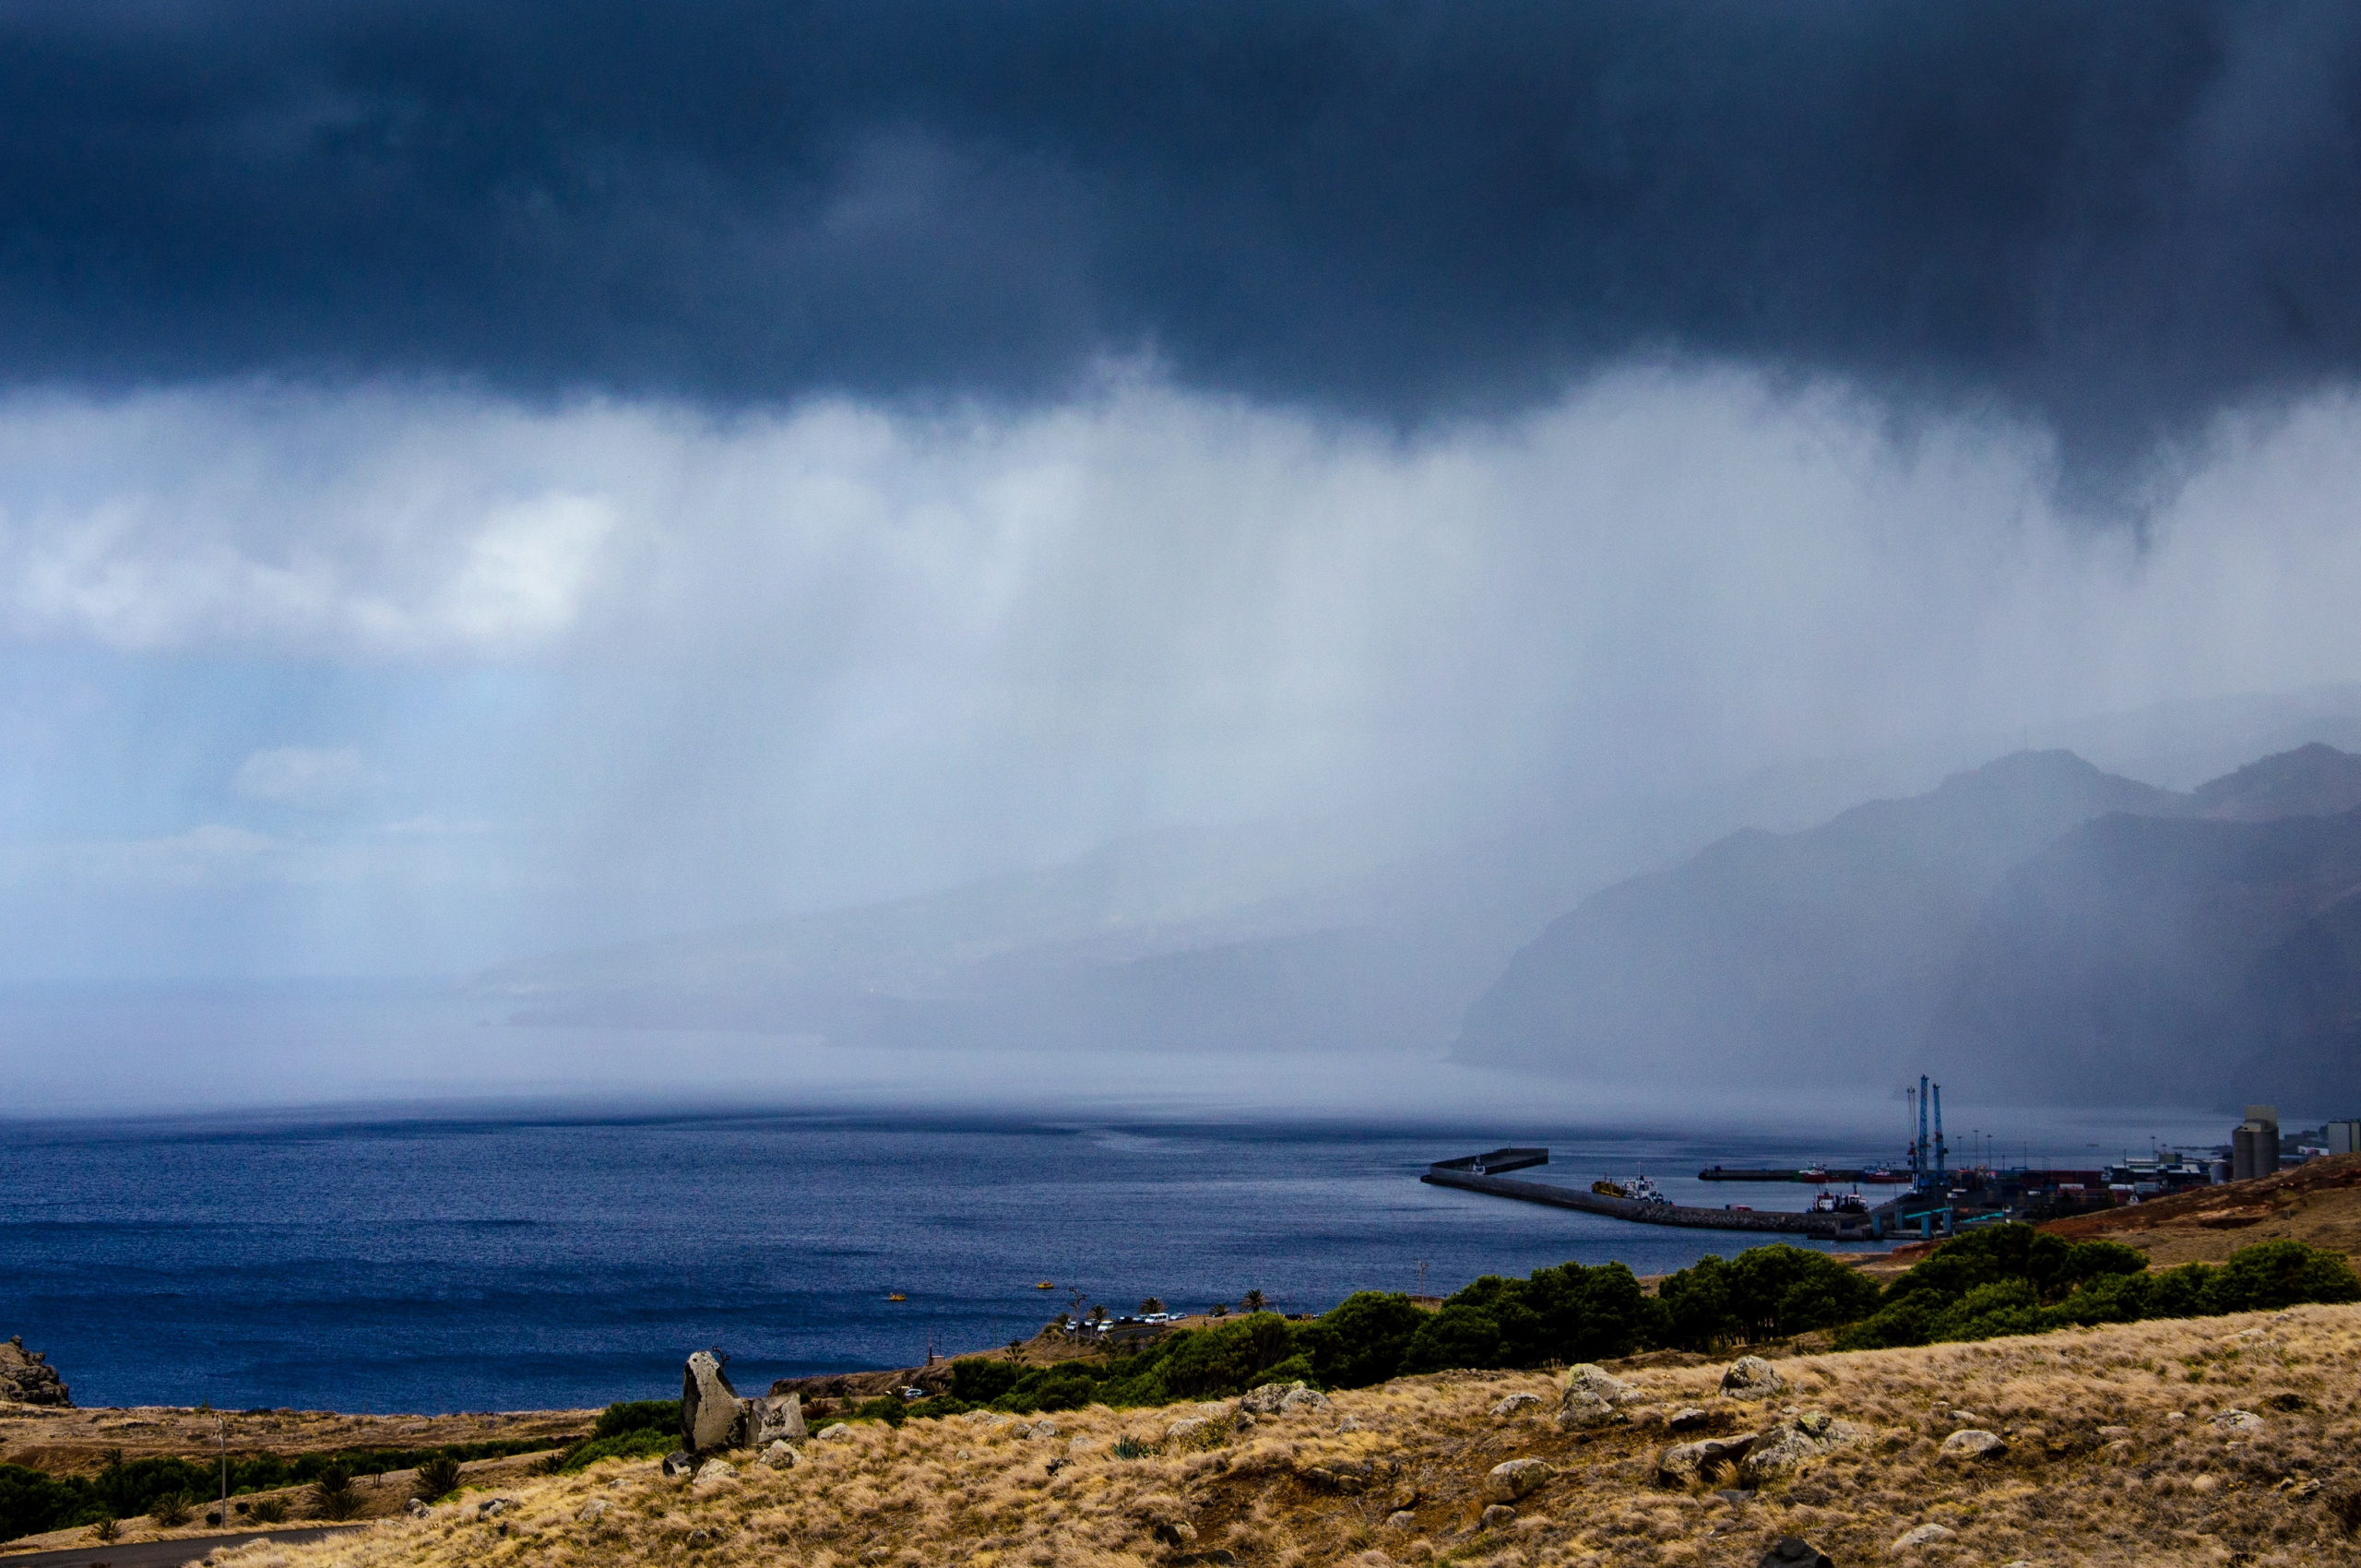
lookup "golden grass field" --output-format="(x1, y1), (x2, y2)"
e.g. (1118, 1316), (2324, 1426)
(69, 1300), (2361, 1568)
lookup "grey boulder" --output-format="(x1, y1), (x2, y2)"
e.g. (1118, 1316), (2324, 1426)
(1557, 1363), (1636, 1431)
(1718, 1356), (1786, 1400)
(1239, 1382), (1308, 1415)
(748, 1393), (808, 1446)
(1484, 1458), (1553, 1502)
(1741, 1411), (1860, 1483)
(1757, 1538), (1834, 1568)
(1940, 1428), (2006, 1460)
(682, 1351), (745, 1452)
(1657, 1432), (1760, 1485)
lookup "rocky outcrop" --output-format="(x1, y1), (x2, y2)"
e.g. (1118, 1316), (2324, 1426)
(682, 1352), (744, 1452)
(0, 1337), (70, 1407)
(1491, 1392), (1544, 1416)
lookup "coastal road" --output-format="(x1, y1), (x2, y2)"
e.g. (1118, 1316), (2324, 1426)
(0, 1526), (362, 1568)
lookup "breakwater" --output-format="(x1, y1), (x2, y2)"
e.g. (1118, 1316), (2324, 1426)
(1421, 1166), (1873, 1240)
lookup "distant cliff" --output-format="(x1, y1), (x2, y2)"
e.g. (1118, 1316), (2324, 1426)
(1456, 743), (2361, 1107)
(0, 1336), (70, 1408)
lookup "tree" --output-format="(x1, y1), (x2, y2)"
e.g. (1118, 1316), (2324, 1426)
(1140, 1297), (1165, 1313)
(1240, 1289), (1267, 1313)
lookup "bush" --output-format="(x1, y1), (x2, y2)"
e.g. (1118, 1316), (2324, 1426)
(1294, 1292), (1429, 1388)
(412, 1456), (463, 1503)
(1655, 1248), (1877, 1349)
(311, 1467), (361, 1521)
(1833, 1229), (2361, 1349)
(247, 1498), (289, 1525)
(151, 1491), (193, 1527)
(557, 1428), (678, 1472)
(589, 1400), (682, 1442)
(1398, 1304), (1503, 1375)
(2203, 1238), (2361, 1313)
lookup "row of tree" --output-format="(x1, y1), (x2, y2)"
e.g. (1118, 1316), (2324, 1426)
(928, 1229), (2360, 1416)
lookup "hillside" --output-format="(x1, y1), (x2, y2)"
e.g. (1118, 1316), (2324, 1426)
(1931, 805), (2361, 1104)
(1454, 749), (2180, 1084)
(1457, 742), (2361, 1103)
(56, 1306), (2361, 1568)
(2037, 1153), (2361, 1269)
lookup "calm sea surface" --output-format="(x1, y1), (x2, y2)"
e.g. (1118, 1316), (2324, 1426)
(0, 1110), (2215, 1413)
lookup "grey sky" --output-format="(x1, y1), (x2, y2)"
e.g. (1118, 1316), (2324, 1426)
(4, 3), (2361, 1126)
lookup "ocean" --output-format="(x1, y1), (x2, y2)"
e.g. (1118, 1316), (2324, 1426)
(0, 1107), (2225, 1414)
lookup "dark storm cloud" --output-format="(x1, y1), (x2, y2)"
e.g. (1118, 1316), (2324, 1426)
(6, 1), (2361, 479)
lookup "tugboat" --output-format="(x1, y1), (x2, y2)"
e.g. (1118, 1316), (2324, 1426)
(1596, 1174), (1670, 1206)
(1809, 1188), (1870, 1216)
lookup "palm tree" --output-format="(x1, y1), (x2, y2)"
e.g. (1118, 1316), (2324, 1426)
(1140, 1297), (1164, 1313)
(1240, 1289), (1267, 1313)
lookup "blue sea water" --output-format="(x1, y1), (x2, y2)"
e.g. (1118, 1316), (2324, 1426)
(0, 1108), (2218, 1414)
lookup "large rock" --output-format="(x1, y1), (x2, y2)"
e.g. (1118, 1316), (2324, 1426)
(1758, 1539), (1834, 1568)
(1940, 1428), (2006, 1460)
(1657, 1432), (1760, 1485)
(0, 1337), (70, 1407)
(1239, 1382), (1308, 1415)
(1564, 1363), (1636, 1405)
(1558, 1363), (1636, 1430)
(748, 1394), (807, 1446)
(1484, 1458), (1553, 1502)
(682, 1351), (746, 1452)
(1741, 1411), (1860, 1483)
(1719, 1356), (1786, 1400)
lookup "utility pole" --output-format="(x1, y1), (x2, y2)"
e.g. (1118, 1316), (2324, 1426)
(217, 1416), (229, 1527)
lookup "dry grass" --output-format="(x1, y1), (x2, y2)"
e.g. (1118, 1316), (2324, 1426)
(2040, 1153), (2361, 1267)
(0, 1404), (592, 1474)
(132, 1302), (2361, 1568)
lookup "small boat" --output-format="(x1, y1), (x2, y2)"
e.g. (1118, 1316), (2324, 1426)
(1035, 1281), (1054, 1289)
(886, 1292), (908, 1302)
(1592, 1178), (1628, 1198)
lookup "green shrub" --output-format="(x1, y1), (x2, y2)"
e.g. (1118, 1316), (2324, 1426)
(1834, 1229), (2360, 1349)
(557, 1428), (678, 1472)
(1655, 1247), (1878, 1349)
(852, 1395), (908, 1426)
(1398, 1303), (1503, 1375)
(150, 1491), (193, 1527)
(2202, 1238), (2361, 1313)
(590, 1399), (682, 1441)
(948, 1358), (1023, 1404)
(247, 1497), (289, 1525)
(1294, 1292), (1429, 1388)
(412, 1456), (463, 1503)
